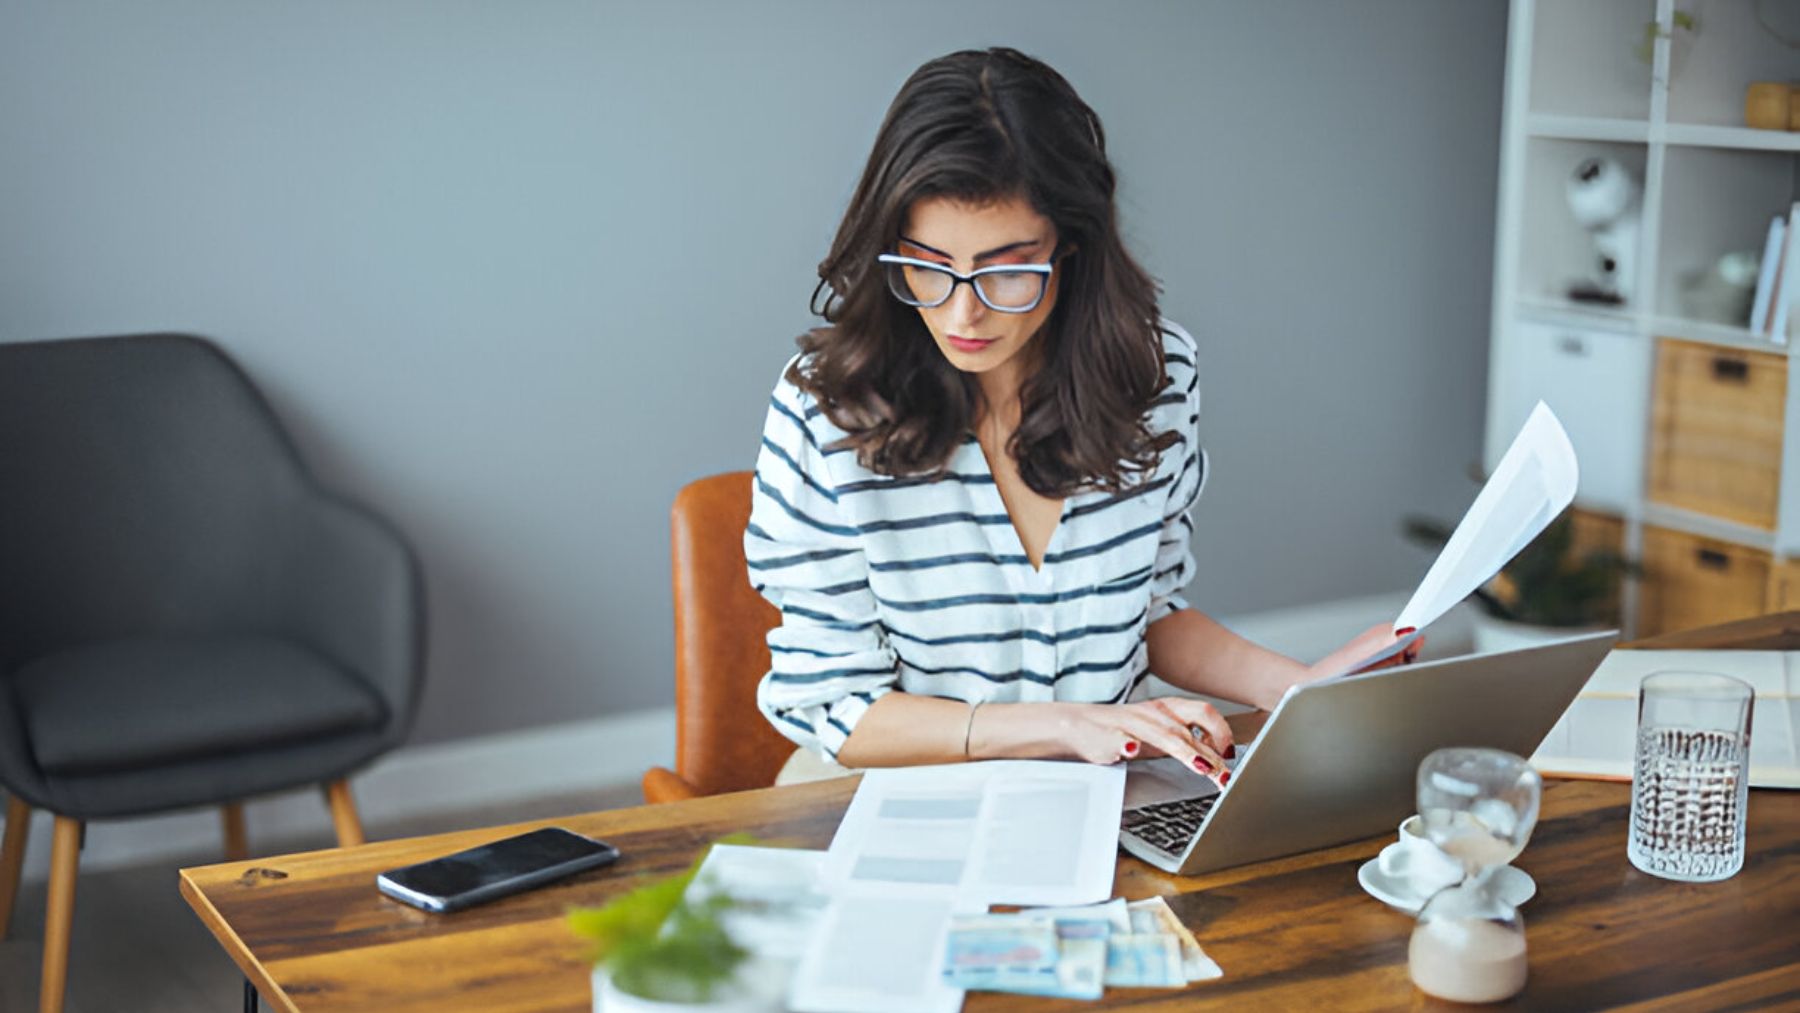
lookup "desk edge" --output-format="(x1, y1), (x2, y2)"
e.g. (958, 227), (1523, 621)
(179, 868), (301, 1013)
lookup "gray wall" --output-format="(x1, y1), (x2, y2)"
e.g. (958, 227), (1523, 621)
(0, 1), (1506, 745)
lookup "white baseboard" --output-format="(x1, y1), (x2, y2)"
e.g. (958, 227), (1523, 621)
(3, 590), (1473, 884)
(9, 706), (675, 883)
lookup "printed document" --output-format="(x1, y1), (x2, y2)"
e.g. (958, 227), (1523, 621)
(678, 844), (830, 1010)
(688, 843), (829, 961)
(789, 760), (1126, 1013)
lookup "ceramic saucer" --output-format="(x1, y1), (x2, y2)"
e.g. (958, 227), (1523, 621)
(1357, 847), (1536, 915)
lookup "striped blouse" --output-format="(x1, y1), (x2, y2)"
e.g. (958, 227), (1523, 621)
(746, 322), (1207, 761)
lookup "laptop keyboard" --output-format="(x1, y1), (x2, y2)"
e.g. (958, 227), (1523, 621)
(1121, 794), (1219, 856)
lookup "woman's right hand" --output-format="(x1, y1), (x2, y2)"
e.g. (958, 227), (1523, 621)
(1309, 623), (1423, 681)
(1054, 699), (1233, 786)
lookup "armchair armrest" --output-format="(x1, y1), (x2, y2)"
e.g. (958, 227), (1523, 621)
(278, 493), (425, 746)
(642, 766), (701, 804)
(0, 682), (49, 809)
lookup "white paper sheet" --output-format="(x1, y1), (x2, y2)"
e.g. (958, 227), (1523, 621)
(822, 760), (1127, 907)
(665, 845), (834, 1011)
(789, 761), (1127, 1013)
(1395, 402), (1578, 633)
(788, 892), (968, 1013)
(1330, 402), (1579, 678)
(688, 844), (829, 962)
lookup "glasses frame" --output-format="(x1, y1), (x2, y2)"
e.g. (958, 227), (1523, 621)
(876, 253), (1057, 314)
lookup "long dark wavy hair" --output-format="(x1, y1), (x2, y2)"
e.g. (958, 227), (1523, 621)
(794, 47), (1177, 497)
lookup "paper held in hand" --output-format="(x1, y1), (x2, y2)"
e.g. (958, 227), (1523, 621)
(1332, 401), (1580, 678)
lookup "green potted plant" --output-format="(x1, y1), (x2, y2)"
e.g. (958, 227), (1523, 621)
(571, 837), (784, 1013)
(1403, 509), (1638, 652)
(1636, 9), (1698, 76)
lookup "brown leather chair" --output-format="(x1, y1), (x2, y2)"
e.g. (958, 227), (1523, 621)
(642, 472), (793, 803)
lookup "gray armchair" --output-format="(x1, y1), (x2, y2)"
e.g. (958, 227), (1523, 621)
(0, 333), (425, 1013)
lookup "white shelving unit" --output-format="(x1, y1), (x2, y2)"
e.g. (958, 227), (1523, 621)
(1488, 0), (1800, 637)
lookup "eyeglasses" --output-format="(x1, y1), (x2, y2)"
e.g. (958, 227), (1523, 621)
(876, 253), (1057, 313)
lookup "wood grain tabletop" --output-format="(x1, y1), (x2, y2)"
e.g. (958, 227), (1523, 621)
(181, 771), (1799, 1012)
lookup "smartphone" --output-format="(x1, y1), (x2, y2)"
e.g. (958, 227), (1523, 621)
(376, 827), (621, 913)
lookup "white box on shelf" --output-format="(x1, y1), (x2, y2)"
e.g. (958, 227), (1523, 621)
(1501, 318), (1649, 514)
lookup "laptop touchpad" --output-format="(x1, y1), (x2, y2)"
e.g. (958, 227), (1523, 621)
(1123, 757), (1217, 809)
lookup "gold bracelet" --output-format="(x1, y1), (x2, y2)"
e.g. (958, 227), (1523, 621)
(963, 701), (984, 760)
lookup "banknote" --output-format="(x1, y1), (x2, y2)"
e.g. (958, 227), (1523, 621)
(944, 900), (1217, 997)
(1102, 932), (1185, 988)
(1055, 917), (1113, 941)
(1022, 897), (1131, 934)
(958, 935), (1107, 1000)
(1051, 936), (1107, 1000)
(942, 915), (1058, 979)
(1127, 896), (1223, 981)
(942, 914), (1102, 999)
(944, 963), (1063, 996)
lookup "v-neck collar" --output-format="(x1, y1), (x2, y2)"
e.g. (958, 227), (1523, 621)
(963, 436), (1071, 586)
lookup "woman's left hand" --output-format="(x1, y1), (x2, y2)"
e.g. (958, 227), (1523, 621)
(1308, 623), (1423, 681)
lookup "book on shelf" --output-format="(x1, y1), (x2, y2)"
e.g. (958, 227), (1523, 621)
(1769, 202), (1798, 345)
(1750, 213), (1786, 337)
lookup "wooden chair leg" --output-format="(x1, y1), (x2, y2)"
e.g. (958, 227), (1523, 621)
(40, 815), (81, 1013)
(221, 802), (249, 862)
(323, 780), (365, 847)
(0, 794), (29, 941)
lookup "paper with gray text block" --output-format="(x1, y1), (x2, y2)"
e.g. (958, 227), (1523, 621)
(822, 760), (1126, 906)
(788, 761), (1126, 1013)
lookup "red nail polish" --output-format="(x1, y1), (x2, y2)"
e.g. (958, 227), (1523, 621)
(1219, 771), (1230, 786)
(1192, 757), (1212, 774)
(1123, 740), (1139, 757)
(1396, 627), (1417, 637)
(1225, 744), (1236, 760)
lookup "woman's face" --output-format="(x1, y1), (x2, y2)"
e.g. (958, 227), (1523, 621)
(898, 194), (1061, 383)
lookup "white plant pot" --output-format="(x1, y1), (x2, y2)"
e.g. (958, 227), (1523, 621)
(591, 961), (787, 1013)
(1471, 612), (1607, 655)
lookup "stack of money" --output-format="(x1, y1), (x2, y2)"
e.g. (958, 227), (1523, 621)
(941, 896), (1222, 999)
(1117, 896), (1222, 985)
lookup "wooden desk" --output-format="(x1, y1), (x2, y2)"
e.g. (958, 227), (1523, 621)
(182, 774), (1798, 1012)
(184, 612), (1800, 1011)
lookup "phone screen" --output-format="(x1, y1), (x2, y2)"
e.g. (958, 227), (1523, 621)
(382, 828), (617, 901)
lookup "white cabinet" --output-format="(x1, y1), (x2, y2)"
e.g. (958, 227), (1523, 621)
(1501, 318), (1649, 513)
(1489, 0), (1800, 637)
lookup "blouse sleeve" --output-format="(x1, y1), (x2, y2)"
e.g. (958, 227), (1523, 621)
(1147, 328), (1208, 624)
(746, 368), (899, 761)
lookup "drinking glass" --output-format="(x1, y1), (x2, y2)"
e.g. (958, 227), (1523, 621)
(1408, 748), (1541, 1004)
(1628, 671), (1753, 882)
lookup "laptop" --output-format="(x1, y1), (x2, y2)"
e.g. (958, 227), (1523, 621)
(1119, 630), (1618, 875)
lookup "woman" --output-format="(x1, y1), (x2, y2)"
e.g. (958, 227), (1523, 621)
(746, 48), (1412, 785)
